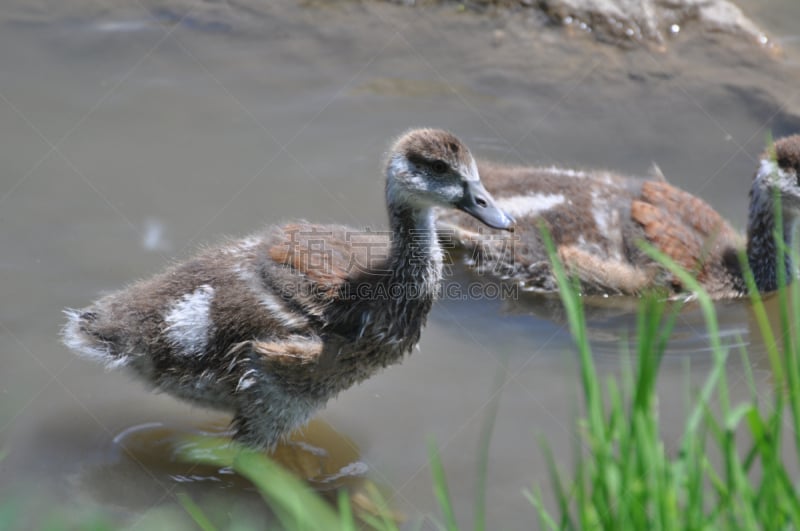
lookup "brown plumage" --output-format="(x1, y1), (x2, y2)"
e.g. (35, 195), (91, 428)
(437, 135), (800, 298)
(62, 128), (513, 449)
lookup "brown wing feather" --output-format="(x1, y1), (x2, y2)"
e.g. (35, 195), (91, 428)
(251, 338), (322, 366)
(631, 200), (706, 274)
(224, 338), (327, 391)
(268, 223), (393, 291)
(632, 181), (742, 286)
(639, 181), (738, 240)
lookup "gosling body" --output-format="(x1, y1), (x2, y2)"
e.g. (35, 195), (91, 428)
(63, 129), (513, 449)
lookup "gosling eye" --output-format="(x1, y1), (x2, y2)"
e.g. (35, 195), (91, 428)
(431, 160), (448, 174)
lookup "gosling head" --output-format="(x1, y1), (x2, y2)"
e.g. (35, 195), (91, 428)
(754, 135), (800, 215)
(385, 128), (514, 231)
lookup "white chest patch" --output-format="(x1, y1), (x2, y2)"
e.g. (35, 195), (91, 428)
(164, 284), (215, 357)
(757, 158), (778, 182)
(495, 193), (565, 219)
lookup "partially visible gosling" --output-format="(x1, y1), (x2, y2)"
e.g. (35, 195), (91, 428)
(438, 136), (800, 299)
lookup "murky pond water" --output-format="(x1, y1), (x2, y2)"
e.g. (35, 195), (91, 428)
(1, 1), (799, 528)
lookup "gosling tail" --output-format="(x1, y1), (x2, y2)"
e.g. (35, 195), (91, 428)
(62, 307), (130, 370)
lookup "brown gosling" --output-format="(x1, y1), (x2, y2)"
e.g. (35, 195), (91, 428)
(437, 135), (800, 299)
(62, 128), (514, 449)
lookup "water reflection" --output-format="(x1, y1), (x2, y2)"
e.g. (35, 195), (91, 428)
(74, 418), (382, 518)
(441, 258), (754, 361)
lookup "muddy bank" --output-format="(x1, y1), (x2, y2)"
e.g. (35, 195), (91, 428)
(6, 0), (771, 49)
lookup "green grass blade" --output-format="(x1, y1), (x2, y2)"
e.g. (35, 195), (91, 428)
(177, 436), (342, 530)
(638, 243), (728, 463)
(177, 492), (218, 531)
(540, 438), (576, 530)
(428, 440), (459, 531)
(782, 245), (800, 466)
(0, 501), (19, 531)
(538, 224), (601, 419)
(473, 362), (505, 531)
(362, 482), (400, 531)
(524, 488), (559, 531)
(739, 250), (784, 388)
(336, 491), (358, 531)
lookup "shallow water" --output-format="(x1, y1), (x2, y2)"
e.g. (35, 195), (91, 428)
(1, 1), (799, 528)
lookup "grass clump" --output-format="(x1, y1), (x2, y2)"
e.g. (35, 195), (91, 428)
(528, 225), (800, 529)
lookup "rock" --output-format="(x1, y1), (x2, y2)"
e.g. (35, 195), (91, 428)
(0, 0), (773, 50)
(537, 0), (769, 47)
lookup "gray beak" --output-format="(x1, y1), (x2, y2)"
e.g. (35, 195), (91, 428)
(456, 181), (515, 231)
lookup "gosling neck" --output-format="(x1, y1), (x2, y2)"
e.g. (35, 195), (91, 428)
(388, 201), (443, 295)
(385, 185), (443, 299)
(746, 180), (795, 293)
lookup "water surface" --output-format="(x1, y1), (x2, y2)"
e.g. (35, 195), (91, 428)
(1, 1), (799, 528)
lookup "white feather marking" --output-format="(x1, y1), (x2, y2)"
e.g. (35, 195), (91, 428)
(235, 265), (308, 330)
(439, 184), (462, 202)
(239, 236), (260, 250)
(757, 157), (798, 191)
(389, 153), (411, 177)
(62, 309), (130, 369)
(293, 441), (328, 457)
(319, 461), (370, 483)
(757, 158), (778, 182)
(164, 285), (215, 357)
(495, 193), (565, 219)
(542, 166), (588, 179)
(590, 190), (623, 253)
(751, 157), (800, 228)
(467, 158), (480, 182)
(752, 158), (792, 214)
(593, 206), (610, 236)
(408, 174), (427, 190)
(259, 291), (309, 329)
(358, 311), (372, 339)
(236, 369), (258, 392)
(222, 235), (261, 256)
